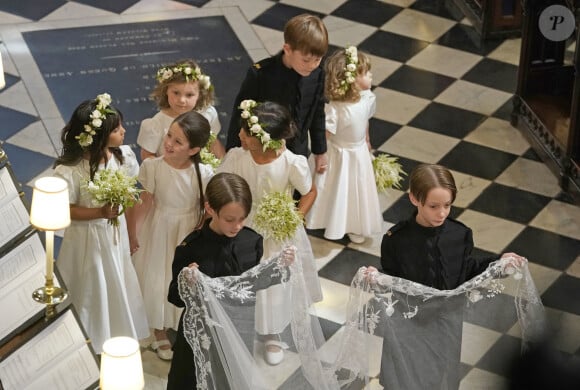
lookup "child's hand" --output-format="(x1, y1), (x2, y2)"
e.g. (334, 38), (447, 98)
(183, 263), (199, 283)
(364, 266), (379, 283)
(100, 203), (120, 219)
(280, 246), (296, 266)
(501, 252), (528, 267)
(129, 236), (140, 255)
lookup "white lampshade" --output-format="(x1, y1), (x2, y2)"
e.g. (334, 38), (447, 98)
(30, 177), (71, 231)
(100, 337), (145, 390)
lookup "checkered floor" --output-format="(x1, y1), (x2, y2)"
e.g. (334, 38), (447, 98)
(0, 0), (579, 389)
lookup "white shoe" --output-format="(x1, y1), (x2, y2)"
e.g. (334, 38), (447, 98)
(264, 340), (286, 366)
(151, 339), (173, 361)
(348, 233), (365, 244)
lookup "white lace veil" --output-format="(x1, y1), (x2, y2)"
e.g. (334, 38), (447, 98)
(332, 258), (546, 389)
(178, 249), (340, 390)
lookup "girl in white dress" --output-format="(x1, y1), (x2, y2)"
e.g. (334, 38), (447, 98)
(129, 111), (213, 361)
(54, 93), (149, 354)
(137, 59), (224, 161)
(306, 47), (382, 244)
(217, 100), (322, 366)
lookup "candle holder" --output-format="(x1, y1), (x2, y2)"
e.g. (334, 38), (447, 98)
(30, 177), (71, 319)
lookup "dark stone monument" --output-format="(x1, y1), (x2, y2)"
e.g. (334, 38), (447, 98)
(23, 16), (252, 157)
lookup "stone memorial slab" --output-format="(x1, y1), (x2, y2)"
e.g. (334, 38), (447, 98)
(22, 16), (252, 154)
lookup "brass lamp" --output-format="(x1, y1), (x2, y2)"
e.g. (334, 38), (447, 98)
(30, 176), (71, 319)
(100, 337), (145, 390)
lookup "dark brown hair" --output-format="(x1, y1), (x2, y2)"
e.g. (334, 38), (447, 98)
(240, 101), (298, 141)
(205, 172), (253, 217)
(409, 164), (457, 205)
(55, 98), (124, 180)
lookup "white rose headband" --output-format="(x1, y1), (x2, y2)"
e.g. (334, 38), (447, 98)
(338, 46), (359, 95)
(239, 100), (284, 152)
(76, 93), (113, 148)
(156, 64), (212, 90)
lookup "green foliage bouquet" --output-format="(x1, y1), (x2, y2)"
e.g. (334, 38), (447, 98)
(372, 153), (406, 193)
(200, 131), (221, 169)
(86, 168), (142, 227)
(254, 191), (303, 243)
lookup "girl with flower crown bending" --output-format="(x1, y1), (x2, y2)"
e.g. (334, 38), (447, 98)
(217, 100), (322, 366)
(137, 59), (224, 161)
(306, 47), (382, 244)
(53, 93), (149, 354)
(129, 111), (214, 361)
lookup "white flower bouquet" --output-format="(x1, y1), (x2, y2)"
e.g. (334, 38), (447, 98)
(200, 132), (221, 169)
(254, 191), (303, 243)
(372, 153), (406, 193)
(86, 168), (142, 227)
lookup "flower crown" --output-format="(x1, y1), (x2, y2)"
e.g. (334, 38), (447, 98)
(76, 93), (114, 148)
(156, 64), (212, 90)
(239, 100), (284, 152)
(338, 46), (359, 95)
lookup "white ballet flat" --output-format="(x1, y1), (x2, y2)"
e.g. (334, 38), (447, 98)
(151, 339), (173, 361)
(264, 339), (287, 366)
(348, 233), (365, 244)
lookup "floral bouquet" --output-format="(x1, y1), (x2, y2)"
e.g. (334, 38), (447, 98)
(372, 153), (406, 193)
(200, 131), (221, 169)
(254, 191), (303, 243)
(86, 168), (142, 228)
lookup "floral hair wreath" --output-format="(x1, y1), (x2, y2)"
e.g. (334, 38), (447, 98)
(156, 64), (212, 90)
(239, 100), (284, 152)
(338, 46), (359, 95)
(76, 93), (114, 148)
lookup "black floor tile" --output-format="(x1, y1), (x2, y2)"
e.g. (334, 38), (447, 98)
(382, 195), (414, 224)
(252, 3), (324, 31)
(462, 58), (518, 94)
(2, 74), (20, 91)
(330, 0), (402, 27)
(476, 334), (522, 377)
(464, 293), (518, 333)
(436, 24), (503, 56)
(1, 143), (55, 184)
(318, 317), (342, 341)
(380, 65), (455, 100)
(306, 228), (350, 246)
(359, 30), (429, 63)
(369, 118), (401, 150)
(74, 0), (140, 14)
(410, 0), (463, 21)
(521, 148), (542, 162)
(438, 142), (517, 180)
(469, 183), (551, 224)
(0, 0), (65, 20)
(0, 107), (38, 141)
(506, 226), (579, 271)
(542, 274), (580, 315)
(318, 247), (380, 286)
(408, 102), (486, 138)
(491, 97), (515, 121)
(174, 0), (212, 7)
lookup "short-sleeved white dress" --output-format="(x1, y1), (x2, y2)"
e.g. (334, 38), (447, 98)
(306, 90), (383, 240)
(54, 145), (149, 354)
(218, 147), (322, 334)
(132, 157), (213, 330)
(137, 106), (221, 156)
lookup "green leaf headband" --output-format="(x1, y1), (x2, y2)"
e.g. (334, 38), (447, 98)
(338, 46), (359, 95)
(156, 64), (211, 90)
(239, 100), (284, 152)
(76, 93), (114, 148)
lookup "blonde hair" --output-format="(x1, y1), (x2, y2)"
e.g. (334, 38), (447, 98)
(284, 14), (328, 57)
(409, 164), (457, 205)
(324, 49), (371, 102)
(150, 59), (215, 111)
